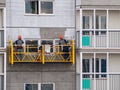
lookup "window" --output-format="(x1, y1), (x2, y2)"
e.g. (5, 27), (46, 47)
(25, 40), (38, 52)
(82, 59), (90, 78)
(0, 30), (4, 47)
(25, 83), (55, 90)
(83, 59), (90, 72)
(82, 15), (106, 29)
(101, 59), (107, 77)
(100, 31), (106, 35)
(93, 31), (99, 35)
(40, 1), (53, 14)
(101, 16), (106, 29)
(25, 84), (38, 90)
(0, 54), (4, 90)
(82, 58), (107, 78)
(91, 31), (106, 35)
(25, 0), (53, 14)
(82, 31), (90, 35)
(76, 31), (80, 48)
(83, 16), (90, 29)
(92, 58), (99, 78)
(41, 84), (54, 90)
(25, 0), (39, 14)
(25, 39), (55, 53)
(0, 76), (4, 90)
(92, 58), (107, 78)
(96, 15), (106, 29)
(82, 16), (93, 29)
(0, 55), (4, 73)
(41, 40), (53, 53)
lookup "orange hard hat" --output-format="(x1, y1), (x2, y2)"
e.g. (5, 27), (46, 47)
(18, 35), (22, 39)
(58, 35), (63, 39)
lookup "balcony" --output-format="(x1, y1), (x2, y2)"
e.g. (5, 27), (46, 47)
(77, 30), (120, 48)
(8, 39), (75, 65)
(82, 73), (120, 90)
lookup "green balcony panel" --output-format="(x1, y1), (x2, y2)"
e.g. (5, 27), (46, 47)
(82, 36), (90, 46)
(82, 79), (90, 89)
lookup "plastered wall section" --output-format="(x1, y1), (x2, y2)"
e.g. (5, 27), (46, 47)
(6, 0), (75, 28)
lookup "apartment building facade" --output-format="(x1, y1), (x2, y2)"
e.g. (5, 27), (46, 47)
(0, 0), (6, 90)
(5, 0), (120, 90)
(6, 0), (75, 90)
(76, 0), (120, 90)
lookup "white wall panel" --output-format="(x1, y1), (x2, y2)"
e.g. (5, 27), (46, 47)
(6, 0), (75, 27)
(109, 54), (120, 72)
(109, 11), (120, 29)
(80, 0), (120, 5)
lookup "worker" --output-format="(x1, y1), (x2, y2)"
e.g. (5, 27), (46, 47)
(14, 35), (24, 60)
(58, 35), (69, 60)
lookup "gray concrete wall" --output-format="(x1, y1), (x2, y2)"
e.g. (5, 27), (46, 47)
(7, 63), (75, 90)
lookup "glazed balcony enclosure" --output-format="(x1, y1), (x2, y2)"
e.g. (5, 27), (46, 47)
(77, 30), (120, 48)
(8, 39), (75, 65)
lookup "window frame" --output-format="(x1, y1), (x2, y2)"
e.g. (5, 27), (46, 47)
(24, 83), (55, 90)
(41, 83), (55, 90)
(40, 0), (54, 15)
(0, 53), (6, 90)
(76, 31), (80, 48)
(0, 54), (4, 73)
(82, 58), (107, 78)
(25, 39), (39, 52)
(0, 30), (4, 47)
(24, 39), (59, 53)
(24, 0), (54, 15)
(82, 16), (92, 29)
(82, 59), (90, 73)
(96, 15), (106, 29)
(24, 83), (38, 90)
(82, 15), (106, 29)
(24, 0), (39, 15)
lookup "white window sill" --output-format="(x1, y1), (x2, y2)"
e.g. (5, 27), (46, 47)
(24, 13), (54, 16)
(24, 13), (38, 16)
(39, 14), (54, 16)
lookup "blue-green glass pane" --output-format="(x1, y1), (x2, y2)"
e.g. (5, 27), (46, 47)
(82, 36), (90, 46)
(82, 79), (90, 89)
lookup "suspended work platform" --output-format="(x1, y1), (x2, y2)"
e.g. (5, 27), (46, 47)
(8, 39), (75, 65)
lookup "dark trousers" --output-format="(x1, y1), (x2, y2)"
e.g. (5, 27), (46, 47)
(16, 48), (24, 60)
(62, 46), (69, 60)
